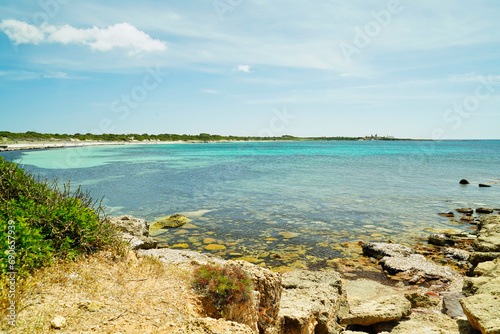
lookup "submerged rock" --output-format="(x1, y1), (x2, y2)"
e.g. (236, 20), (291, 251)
(151, 214), (190, 229)
(438, 212), (455, 218)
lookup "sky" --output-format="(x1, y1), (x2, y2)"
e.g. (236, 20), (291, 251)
(0, 0), (499, 139)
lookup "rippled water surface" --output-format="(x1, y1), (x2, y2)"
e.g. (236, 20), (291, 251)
(3, 141), (500, 268)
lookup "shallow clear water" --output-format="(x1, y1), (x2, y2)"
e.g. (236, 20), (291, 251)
(3, 141), (500, 268)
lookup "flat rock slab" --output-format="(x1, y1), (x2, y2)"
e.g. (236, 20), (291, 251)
(461, 294), (500, 334)
(341, 294), (411, 326)
(373, 312), (478, 334)
(362, 242), (414, 259)
(474, 216), (500, 253)
(441, 292), (467, 319)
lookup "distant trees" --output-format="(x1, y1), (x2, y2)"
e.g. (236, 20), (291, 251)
(0, 131), (409, 143)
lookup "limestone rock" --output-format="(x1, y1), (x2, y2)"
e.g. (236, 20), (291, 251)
(341, 294), (411, 326)
(380, 254), (463, 290)
(477, 207), (494, 214)
(456, 208), (474, 215)
(428, 233), (455, 246)
(404, 292), (439, 308)
(121, 232), (158, 250)
(108, 215), (158, 250)
(50, 315), (67, 329)
(232, 261), (283, 334)
(152, 214), (190, 229)
(461, 294), (500, 334)
(443, 247), (470, 262)
(469, 252), (500, 266)
(108, 215), (150, 237)
(373, 312), (477, 334)
(441, 292), (467, 319)
(474, 216), (500, 253)
(361, 242), (414, 259)
(278, 270), (347, 334)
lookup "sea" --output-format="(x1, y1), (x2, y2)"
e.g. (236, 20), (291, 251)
(3, 140), (500, 269)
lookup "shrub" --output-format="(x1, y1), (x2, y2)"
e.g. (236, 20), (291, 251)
(0, 157), (120, 277)
(192, 264), (253, 309)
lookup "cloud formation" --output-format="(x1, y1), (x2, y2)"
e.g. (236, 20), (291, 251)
(0, 20), (167, 56)
(234, 65), (251, 73)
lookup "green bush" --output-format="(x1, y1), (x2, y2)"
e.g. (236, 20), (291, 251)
(192, 263), (253, 309)
(0, 157), (120, 277)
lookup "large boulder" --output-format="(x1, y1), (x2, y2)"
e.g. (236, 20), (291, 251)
(278, 270), (347, 334)
(108, 215), (158, 250)
(341, 294), (411, 326)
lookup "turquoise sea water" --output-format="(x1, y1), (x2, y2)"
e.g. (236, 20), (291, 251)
(3, 141), (500, 268)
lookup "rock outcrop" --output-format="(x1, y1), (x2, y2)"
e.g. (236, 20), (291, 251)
(460, 216), (500, 334)
(473, 216), (500, 253)
(362, 242), (463, 291)
(108, 215), (158, 250)
(428, 233), (455, 246)
(139, 248), (282, 334)
(278, 270), (347, 334)
(341, 294), (411, 326)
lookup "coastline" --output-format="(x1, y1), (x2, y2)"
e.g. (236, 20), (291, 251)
(0, 139), (288, 152)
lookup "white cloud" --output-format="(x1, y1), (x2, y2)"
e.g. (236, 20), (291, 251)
(0, 20), (167, 56)
(201, 89), (221, 94)
(0, 19), (45, 44)
(234, 65), (251, 73)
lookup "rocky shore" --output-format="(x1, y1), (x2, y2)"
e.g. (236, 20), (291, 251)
(105, 212), (500, 334)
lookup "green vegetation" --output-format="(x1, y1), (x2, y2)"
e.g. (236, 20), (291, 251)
(0, 131), (409, 143)
(192, 264), (253, 310)
(0, 157), (120, 277)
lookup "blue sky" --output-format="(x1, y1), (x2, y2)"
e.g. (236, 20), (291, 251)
(0, 0), (499, 139)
